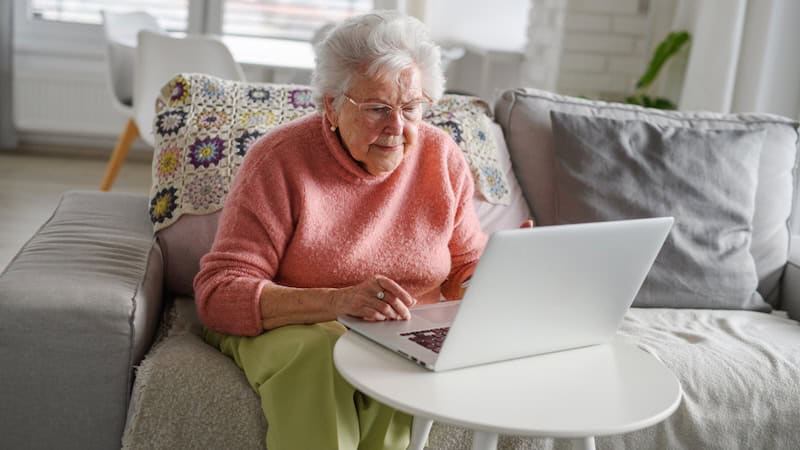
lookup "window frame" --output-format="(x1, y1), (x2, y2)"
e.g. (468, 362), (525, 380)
(12, 0), (208, 58)
(12, 0), (401, 59)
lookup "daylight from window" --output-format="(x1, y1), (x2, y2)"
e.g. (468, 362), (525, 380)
(29, 0), (373, 41)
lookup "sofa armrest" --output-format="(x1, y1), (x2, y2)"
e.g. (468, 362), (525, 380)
(0, 191), (164, 450)
(780, 234), (800, 321)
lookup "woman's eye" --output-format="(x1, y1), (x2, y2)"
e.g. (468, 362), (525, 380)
(365, 105), (392, 114)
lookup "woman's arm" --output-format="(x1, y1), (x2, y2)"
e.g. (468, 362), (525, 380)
(440, 145), (489, 300)
(259, 275), (417, 330)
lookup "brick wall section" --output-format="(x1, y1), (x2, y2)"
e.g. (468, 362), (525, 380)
(556, 0), (654, 100)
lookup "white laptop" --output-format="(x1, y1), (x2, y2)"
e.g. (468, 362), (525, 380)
(338, 217), (673, 371)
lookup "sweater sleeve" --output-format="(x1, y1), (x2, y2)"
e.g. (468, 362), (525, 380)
(441, 142), (489, 300)
(193, 138), (295, 336)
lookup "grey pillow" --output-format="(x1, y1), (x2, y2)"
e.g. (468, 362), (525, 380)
(550, 110), (769, 310)
(495, 88), (800, 308)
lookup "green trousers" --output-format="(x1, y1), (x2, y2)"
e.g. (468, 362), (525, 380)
(203, 321), (412, 450)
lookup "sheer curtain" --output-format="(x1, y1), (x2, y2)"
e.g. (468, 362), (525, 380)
(732, 0), (800, 118)
(676, 0), (800, 118)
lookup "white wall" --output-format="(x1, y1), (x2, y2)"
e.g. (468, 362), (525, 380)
(425, 0), (529, 52)
(424, 0), (530, 100)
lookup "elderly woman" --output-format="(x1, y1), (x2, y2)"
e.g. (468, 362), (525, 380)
(194, 10), (487, 450)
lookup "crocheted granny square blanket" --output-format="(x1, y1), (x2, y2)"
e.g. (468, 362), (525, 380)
(149, 73), (510, 231)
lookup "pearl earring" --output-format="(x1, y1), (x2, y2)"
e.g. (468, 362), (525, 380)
(330, 125), (337, 132)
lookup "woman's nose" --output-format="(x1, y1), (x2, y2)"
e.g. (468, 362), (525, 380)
(384, 108), (404, 132)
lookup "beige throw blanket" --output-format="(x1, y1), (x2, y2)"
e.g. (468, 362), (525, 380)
(124, 301), (800, 450)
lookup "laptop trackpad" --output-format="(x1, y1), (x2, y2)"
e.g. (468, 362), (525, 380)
(413, 304), (458, 325)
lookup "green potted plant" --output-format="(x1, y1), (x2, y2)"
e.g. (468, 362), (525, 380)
(626, 31), (691, 110)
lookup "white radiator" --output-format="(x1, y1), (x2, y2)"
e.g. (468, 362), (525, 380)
(13, 62), (127, 137)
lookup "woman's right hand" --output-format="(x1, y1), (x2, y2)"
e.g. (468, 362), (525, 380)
(332, 275), (417, 321)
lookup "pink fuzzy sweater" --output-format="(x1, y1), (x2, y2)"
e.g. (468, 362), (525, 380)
(194, 114), (487, 336)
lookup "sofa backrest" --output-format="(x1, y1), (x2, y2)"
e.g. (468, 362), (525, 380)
(151, 73), (530, 297)
(156, 212), (220, 299)
(495, 88), (800, 307)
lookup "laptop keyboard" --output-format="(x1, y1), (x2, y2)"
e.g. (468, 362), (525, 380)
(400, 327), (450, 353)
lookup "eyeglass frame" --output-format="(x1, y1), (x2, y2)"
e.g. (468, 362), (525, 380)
(342, 92), (432, 123)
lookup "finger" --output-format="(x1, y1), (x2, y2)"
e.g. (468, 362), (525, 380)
(365, 296), (398, 320)
(376, 275), (417, 308)
(382, 292), (411, 320)
(362, 311), (387, 322)
(340, 288), (388, 321)
(355, 295), (392, 321)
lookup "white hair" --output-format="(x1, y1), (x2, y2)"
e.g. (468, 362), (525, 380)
(311, 10), (445, 112)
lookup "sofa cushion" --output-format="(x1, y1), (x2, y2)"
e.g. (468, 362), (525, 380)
(550, 111), (767, 310)
(612, 308), (800, 450)
(124, 297), (800, 450)
(152, 73), (519, 296)
(495, 88), (800, 307)
(123, 321), (265, 450)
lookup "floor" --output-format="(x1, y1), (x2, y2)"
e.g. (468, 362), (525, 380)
(0, 150), (152, 271)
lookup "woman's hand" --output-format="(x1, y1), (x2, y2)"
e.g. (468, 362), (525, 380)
(332, 275), (417, 321)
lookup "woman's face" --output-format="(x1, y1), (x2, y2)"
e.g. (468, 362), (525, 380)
(325, 66), (425, 176)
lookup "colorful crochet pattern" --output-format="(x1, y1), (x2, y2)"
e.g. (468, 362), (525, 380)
(150, 73), (510, 231)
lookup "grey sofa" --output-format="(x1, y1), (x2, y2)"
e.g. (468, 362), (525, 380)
(2, 85), (800, 450)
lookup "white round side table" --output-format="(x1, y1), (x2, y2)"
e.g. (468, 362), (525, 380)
(334, 332), (681, 450)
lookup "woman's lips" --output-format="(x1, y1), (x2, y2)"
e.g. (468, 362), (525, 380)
(373, 143), (403, 152)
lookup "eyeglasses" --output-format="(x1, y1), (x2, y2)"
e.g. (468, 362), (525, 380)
(343, 93), (431, 125)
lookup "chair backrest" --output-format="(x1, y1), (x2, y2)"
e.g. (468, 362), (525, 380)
(101, 11), (163, 113)
(134, 30), (246, 146)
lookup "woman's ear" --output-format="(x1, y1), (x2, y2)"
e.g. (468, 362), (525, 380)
(323, 95), (337, 129)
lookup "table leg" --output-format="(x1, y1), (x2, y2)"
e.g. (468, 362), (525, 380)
(570, 436), (596, 450)
(471, 430), (499, 450)
(407, 416), (433, 450)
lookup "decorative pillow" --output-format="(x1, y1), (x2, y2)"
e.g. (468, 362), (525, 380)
(149, 73), (510, 232)
(550, 111), (768, 310)
(495, 88), (800, 307)
(472, 122), (532, 235)
(426, 95), (511, 206)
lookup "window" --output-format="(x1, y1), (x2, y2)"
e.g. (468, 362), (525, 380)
(222, 0), (372, 41)
(27, 0), (375, 41)
(29, 0), (189, 31)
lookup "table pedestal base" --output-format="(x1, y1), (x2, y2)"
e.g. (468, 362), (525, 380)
(571, 436), (596, 450)
(408, 416), (597, 450)
(471, 431), (499, 450)
(408, 417), (433, 450)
